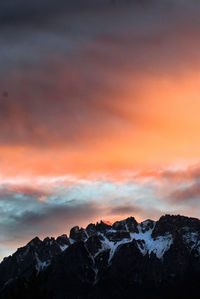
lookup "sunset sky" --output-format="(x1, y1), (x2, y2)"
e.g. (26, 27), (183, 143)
(1, 0), (200, 260)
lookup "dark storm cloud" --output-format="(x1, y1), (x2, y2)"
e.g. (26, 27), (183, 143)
(107, 202), (163, 220)
(0, 0), (118, 26)
(142, 164), (200, 205)
(10, 200), (100, 235)
(169, 183), (200, 203)
(1, 0), (200, 147)
(108, 204), (142, 215)
(137, 163), (200, 204)
(0, 0), (135, 146)
(0, 192), (101, 244)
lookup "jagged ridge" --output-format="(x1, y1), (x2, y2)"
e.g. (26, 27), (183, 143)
(0, 214), (200, 299)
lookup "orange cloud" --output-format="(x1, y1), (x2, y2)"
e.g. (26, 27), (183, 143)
(1, 8), (200, 179)
(1, 69), (200, 179)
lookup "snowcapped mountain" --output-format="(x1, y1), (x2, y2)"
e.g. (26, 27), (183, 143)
(0, 214), (200, 298)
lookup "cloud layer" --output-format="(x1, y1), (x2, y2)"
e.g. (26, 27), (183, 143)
(1, 164), (200, 261)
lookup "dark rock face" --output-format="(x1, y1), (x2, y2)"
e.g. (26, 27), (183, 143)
(95, 220), (112, 233)
(56, 234), (70, 247)
(86, 224), (97, 237)
(70, 226), (88, 241)
(140, 219), (155, 232)
(0, 234), (70, 288)
(112, 220), (126, 230)
(152, 214), (200, 238)
(123, 216), (139, 233)
(85, 235), (104, 256)
(0, 215), (200, 299)
(112, 217), (138, 233)
(105, 231), (130, 241)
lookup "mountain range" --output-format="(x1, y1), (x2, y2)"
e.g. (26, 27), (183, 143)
(0, 214), (200, 298)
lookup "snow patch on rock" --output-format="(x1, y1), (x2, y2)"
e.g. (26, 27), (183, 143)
(35, 252), (50, 272)
(59, 244), (69, 252)
(95, 223), (173, 262)
(132, 224), (173, 259)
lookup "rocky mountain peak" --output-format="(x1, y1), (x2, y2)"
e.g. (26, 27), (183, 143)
(152, 214), (200, 238)
(69, 226), (88, 241)
(27, 236), (42, 247)
(0, 214), (200, 299)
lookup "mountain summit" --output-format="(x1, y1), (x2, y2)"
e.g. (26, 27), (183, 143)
(0, 215), (200, 298)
